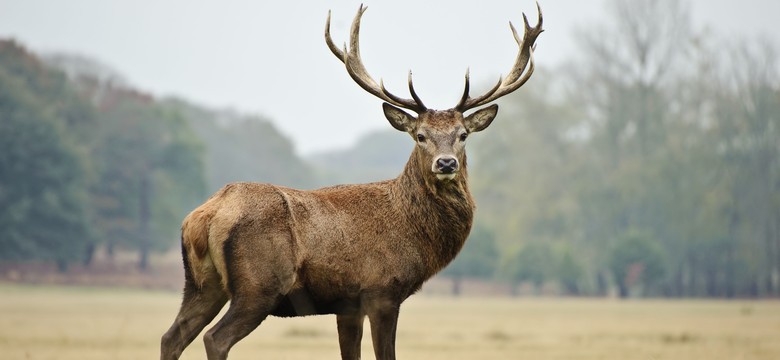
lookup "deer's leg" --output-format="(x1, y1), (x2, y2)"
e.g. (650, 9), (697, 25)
(203, 224), (296, 360)
(202, 293), (280, 360)
(367, 303), (400, 360)
(337, 313), (365, 360)
(161, 257), (228, 359)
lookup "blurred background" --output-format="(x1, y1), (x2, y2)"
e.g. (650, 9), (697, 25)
(0, 0), (778, 300)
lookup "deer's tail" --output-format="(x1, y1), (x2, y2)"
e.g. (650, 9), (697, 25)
(181, 206), (215, 289)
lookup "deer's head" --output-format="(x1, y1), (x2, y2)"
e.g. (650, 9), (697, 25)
(326, 4), (543, 182)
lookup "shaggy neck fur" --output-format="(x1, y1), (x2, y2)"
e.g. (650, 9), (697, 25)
(391, 146), (475, 276)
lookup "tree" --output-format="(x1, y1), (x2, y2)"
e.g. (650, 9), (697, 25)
(609, 231), (666, 298)
(556, 246), (585, 295)
(708, 38), (780, 296)
(0, 40), (94, 269)
(571, 0), (690, 160)
(504, 242), (555, 295)
(309, 129), (412, 185)
(88, 86), (206, 270)
(166, 99), (314, 192)
(566, 0), (708, 297)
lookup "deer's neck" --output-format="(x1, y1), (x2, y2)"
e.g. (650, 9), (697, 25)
(392, 148), (475, 274)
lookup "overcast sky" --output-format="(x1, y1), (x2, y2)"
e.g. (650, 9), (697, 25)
(1, 0), (778, 154)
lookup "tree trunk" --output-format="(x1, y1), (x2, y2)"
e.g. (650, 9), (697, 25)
(617, 282), (629, 299)
(726, 210), (739, 298)
(596, 271), (609, 297)
(83, 242), (96, 267)
(775, 214), (780, 297)
(138, 174), (151, 271)
(106, 241), (115, 261)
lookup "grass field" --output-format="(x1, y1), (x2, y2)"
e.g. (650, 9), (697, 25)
(1, 284), (779, 360)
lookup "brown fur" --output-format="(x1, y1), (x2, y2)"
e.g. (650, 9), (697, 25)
(162, 5), (542, 359)
(183, 136), (474, 299)
(160, 109), (489, 360)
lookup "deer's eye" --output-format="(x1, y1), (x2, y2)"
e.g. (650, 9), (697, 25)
(459, 133), (468, 141)
(417, 134), (426, 142)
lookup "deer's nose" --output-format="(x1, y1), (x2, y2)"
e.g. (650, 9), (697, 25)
(436, 157), (459, 174)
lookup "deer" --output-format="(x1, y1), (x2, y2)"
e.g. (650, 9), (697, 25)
(160, 3), (543, 360)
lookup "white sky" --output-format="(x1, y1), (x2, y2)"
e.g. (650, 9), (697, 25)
(1, 0), (778, 154)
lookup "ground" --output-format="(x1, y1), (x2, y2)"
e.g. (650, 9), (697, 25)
(1, 284), (779, 360)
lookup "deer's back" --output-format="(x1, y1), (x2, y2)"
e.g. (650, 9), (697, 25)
(185, 181), (428, 312)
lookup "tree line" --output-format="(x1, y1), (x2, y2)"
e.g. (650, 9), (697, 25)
(308, 0), (779, 298)
(0, 41), (310, 270)
(1, 0), (777, 298)
(464, 0), (779, 298)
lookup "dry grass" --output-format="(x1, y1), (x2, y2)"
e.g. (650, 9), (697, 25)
(1, 284), (779, 360)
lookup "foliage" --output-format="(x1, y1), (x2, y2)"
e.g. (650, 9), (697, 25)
(299, 0), (779, 299)
(0, 41), (94, 268)
(556, 246), (585, 295)
(608, 231), (666, 297)
(2, 0), (779, 297)
(165, 99), (314, 192)
(309, 129), (412, 186)
(0, 42), (317, 270)
(504, 242), (555, 290)
(440, 226), (499, 295)
(86, 86), (206, 268)
(467, 0), (780, 298)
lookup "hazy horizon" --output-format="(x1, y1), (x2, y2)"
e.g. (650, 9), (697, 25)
(1, 0), (778, 154)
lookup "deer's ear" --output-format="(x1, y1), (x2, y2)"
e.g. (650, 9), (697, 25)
(464, 104), (498, 133)
(383, 103), (417, 132)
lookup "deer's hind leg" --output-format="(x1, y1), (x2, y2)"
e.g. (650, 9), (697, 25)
(161, 246), (228, 360)
(202, 215), (298, 360)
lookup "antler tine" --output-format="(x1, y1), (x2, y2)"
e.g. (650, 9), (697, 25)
(455, 2), (544, 112)
(326, 5), (427, 113)
(325, 10), (345, 62)
(458, 69), (471, 107)
(380, 71), (427, 110)
(407, 71), (426, 110)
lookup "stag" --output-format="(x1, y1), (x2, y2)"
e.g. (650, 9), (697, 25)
(161, 4), (543, 360)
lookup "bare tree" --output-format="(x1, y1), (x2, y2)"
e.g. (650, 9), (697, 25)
(571, 0), (691, 160)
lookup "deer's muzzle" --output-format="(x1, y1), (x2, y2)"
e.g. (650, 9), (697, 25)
(433, 156), (459, 180)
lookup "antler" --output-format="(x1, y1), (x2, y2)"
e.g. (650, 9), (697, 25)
(455, 3), (544, 112)
(326, 5), (427, 113)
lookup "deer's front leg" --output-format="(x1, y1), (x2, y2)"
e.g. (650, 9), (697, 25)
(367, 304), (400, 360)
(337, 314), (365, 360)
